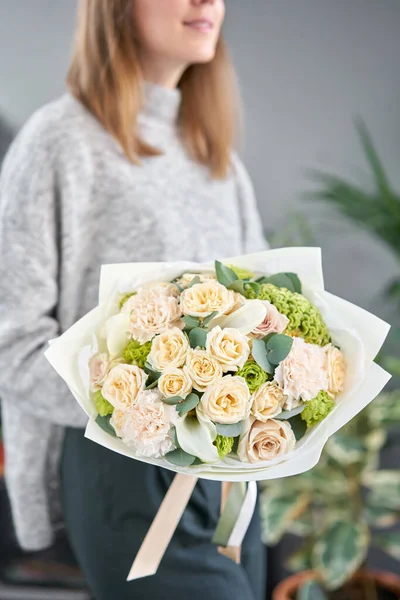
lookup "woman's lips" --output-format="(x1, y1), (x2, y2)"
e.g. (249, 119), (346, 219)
(183, 19), (214, 33)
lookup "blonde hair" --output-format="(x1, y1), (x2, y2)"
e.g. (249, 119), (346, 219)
(67, 0), (240, 178)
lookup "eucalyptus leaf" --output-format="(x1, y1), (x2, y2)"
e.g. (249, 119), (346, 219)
(202, 311), (219, 327)
(289, 414), (308, 441)
(165, 448), (197, 467)
(182, 315), (201, 330)
(145, 379), (160, 390)
(215, 421), (243, 437)
(189, 327), (207, 349)
(95, 414), (117, 438)
(266, 334), (293, 365)
(191, 457), (204, 466)
(228, 279), (246, 294)
(187, 275), (202, 288)
(252, 339), (275, 374)
(176, 392), (200, 415)
(297, 580), (328, 600)
(266, 272), (302, 294)
(215, 260), (238, 287)
(170, 426), (179, 448)
(162, 395), (183, 405)
(276, 405), (306, 420)
(312, 521), (369, 590)
(245, 281), (261, 296)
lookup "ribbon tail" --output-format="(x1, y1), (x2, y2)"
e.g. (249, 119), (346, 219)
(127, 474), (198, 581)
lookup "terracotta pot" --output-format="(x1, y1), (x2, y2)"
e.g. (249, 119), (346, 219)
(273, 569), (400, 600)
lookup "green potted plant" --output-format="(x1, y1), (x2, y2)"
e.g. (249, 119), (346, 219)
(260, 385), (400, 598)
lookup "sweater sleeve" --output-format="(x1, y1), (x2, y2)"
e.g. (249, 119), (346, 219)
(0, 110), (87, 427)
(233, 153), (269, 253)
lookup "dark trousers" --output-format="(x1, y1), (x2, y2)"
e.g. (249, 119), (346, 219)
(61, 427), (266, 600)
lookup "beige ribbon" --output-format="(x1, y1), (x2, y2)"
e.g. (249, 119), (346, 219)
(127, 474), (198, 581)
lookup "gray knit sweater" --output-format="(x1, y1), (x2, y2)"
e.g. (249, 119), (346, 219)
(0, 82), (268, 551)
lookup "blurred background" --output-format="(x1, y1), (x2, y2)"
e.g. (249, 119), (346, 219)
(0, 1), (399, 598)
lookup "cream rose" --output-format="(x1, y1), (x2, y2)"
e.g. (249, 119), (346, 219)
(251, 301), (290, 338)
(206, 326), (250, 372)
(158, 366), (192, 399)
(274, 336), (328, 404)
(148, 327), (189, 371)
(102, 364), (147, 411)
(89, 353), (110, 392)
(238, 418), (296, 463)
(325, 344), (346, 396)
(251, 382), (287, 421)
(176, 272), (217, 290)
(122, 286), (182, 343)
(180, 280), (236, 318)
(225, 292), (247, 315)
(110, 389), (178, 458)
(185, 348), (223, 392)
(199, 375), (251, 424)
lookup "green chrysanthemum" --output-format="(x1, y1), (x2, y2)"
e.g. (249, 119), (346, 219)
(244, 283), (331, 346)
(237, 360), (269, 392)
(301, 391), (335, 427)
(214, 435), (235, 459)
(227, 265), (254, 280)
(122, 339), (152, 368)
(93, 390), (114, 417)
(119, 292), (137, 309)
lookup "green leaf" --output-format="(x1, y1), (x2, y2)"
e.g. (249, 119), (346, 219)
(266, 334), (293, 365)
(182, 315), (201, 330)
(364, 501), (400, 529)
(165, 448), (197, 467)
(312, 521), (369, 590)
(144, 363), (161, 389)
(215, 260), (238, 287)
(228, 279), (246, 294)
(245, 281), (261, 296)
(189, 327), (207, 349)
(297, 580), (328, 600)
(162, 395), (183, 405)
(145, 378), (160, 390)
(325, 433), (366, 465)
(202, 311), (219, 327)
(95, 414), (117, 438)
(287, 512), (314, 537)
(176, 392), (200, 415)
(275, 405), (306, 420)
(285, 544), (313, 572)
(374, 532), (400, 561)
(261, 491), (309, 545)
(170, 426), (179, 448)
(187, 275), (202, 288)
(288, 414), (308, 441)
(191, 457), (204, 466)
(215, 421), (243, 437)
(251, 339), (274, 374)
(265, 273), (302, 294)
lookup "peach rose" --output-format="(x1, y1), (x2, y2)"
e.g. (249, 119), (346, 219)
(102, 364), (147, 411)
(198, 375), (251, 424)
(325, 344), (346, 396)
(185, 348), (223, 392)
(158, 366), (192, 399)
(110, 389), (178, 458)
(89, 353), (110, 392)
(251, 382), (287, 421)
(180, 280), (236, 318)
(206, 326), (250, 372)
(251, 301), (290, 338)
(148, 327), (189, 371)
(238, 418), (296, 463)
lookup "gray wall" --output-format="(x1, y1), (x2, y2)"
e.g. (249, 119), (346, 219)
(0, 0), (399, 319)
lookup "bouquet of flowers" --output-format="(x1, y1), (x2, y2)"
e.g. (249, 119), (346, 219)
(45, 248), (390, 579)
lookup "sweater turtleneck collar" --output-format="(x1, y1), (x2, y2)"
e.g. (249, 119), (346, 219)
(141, 81), (181, 126)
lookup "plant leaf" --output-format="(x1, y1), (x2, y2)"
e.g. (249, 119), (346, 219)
(228, 279), (246, 294)
(176, 392), (200, 415)
(182, 315), (201, 330)
(162, 395), (183, 405)
(170, 426), (179, 448)
(374, 532), (400, 561)
(364, 501), (400, 529)
(189, 327), (207, 349)
(297, 580), (328, 600)
(245, 281), (261, 296)
(325, 433), (366, 465)
(275, 405), (306, 420)
(266, 334), (293, 365)
(288, 414), (308, 441)
(215, 260), (238, 287)
(215, 421), (243, 437)
(187, 275), (202, 288)
(252, 339), (275, 374)
(264, 273), (302, 294)
(95, 414), (117, 438)
(285, 544), (313, 572)
(165, 448), (197, 467)
(202, 311), (219, 327)
(312, 521), (369, 590)
(261, 491), (309, 545)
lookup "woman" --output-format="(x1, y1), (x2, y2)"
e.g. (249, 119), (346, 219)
(0, 0), (268, 598)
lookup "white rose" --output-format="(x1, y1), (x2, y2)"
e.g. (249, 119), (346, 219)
(206, 326), (250, 372)
(180, 280), (236, 318)
(176, 272), (217, 290)
(251, 301), (290, 338)
(158, 367), (192, 399)
(102, 364), (147, 411)
(148, 327), (189, 371)
(225, 292), (247, 315)
(185, 348), (223, 392)
(251, 382), (287, 421)
(198, 375), (251, 424)
(238, 418), (296, 463)
(110, 389), (178, 458)
(325, 344), (346, 396)
(122, 286), (183, 343)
